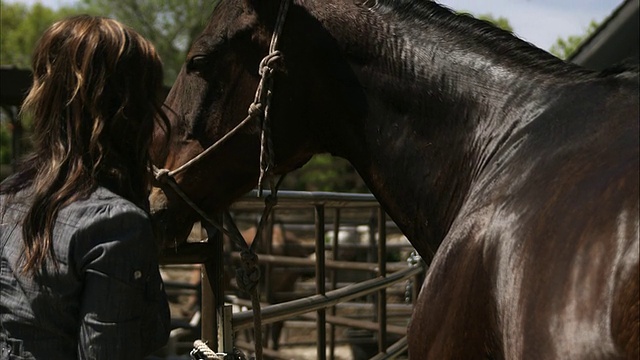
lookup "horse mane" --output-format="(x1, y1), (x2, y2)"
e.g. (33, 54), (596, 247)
(598, 60), (640, 79)
(361, 0), (602, 81)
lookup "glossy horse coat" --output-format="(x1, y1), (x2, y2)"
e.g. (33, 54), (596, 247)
(150, 0), (639, 358)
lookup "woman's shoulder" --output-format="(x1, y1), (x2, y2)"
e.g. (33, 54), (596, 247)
(59, 187), (150, 227)
(55, 187), (154, 255)
(62, 188), (156, 268)
(1, 186), (148, 226)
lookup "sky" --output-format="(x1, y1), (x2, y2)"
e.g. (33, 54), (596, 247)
(5, 0), (625, 51)
(437, 0), (624, 50)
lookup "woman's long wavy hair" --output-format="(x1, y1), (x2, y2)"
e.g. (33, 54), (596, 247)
(0, 15), (170, 274)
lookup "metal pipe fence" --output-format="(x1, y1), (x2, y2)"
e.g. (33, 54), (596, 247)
(160, 190), (424, 360)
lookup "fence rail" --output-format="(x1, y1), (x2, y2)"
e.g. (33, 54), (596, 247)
(160, 190), (425, 360)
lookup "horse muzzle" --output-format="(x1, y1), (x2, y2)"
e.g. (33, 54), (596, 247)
(149, 186), (195, 249)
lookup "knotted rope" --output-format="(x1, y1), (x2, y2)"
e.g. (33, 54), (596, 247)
(225, 177), (283, 360)
(255, 51), (281, 196)
(190, 340), (228, 359)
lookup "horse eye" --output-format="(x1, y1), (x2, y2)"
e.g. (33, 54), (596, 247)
(186, 55), (209, 74)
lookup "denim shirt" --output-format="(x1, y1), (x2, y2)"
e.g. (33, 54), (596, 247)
(0, 187), (170, 359)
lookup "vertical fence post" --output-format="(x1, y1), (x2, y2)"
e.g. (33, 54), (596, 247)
(315, 205), (327, 360)
(329, 208), (340, 360)
(202, 223), (224, 350)
(264, 213), (275, 349)
(218, 305), (234, 353)
(201, 263), (218, 347)
(377, 208), (387, 353)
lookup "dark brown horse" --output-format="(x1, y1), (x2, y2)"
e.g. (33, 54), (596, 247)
(150, 0), (639, 358)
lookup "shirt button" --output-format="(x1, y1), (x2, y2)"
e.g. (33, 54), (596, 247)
(134, 270), (143, 280)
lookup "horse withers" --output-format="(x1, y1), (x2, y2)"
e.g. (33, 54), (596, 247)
(150, 0), (639, 358)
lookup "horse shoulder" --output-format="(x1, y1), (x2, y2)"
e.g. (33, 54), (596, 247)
(481, 138), (639, 358)
(409, 205), (503, 358)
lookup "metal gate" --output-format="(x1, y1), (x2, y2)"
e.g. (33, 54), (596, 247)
(160, 190), (425, 360)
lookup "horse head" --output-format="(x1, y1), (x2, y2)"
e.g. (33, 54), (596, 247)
(150, 0), (367, 248)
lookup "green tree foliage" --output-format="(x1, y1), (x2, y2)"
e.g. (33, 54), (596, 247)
(80, 0), (214, 85)
(1, 0), (215, 85)
(475, 13), (514, 32)
(283, 154), (369, 193)
(456, 11), (514, 32)
(0, 1), (79, 67)
(550, 20), (599, 60)
(0, 121), (10, 164)
(1, 2), (80, 178)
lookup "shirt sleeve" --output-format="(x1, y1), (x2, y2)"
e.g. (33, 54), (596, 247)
(73, 208), (170, 359)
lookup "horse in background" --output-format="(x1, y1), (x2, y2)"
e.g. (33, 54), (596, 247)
(150, 0), (639, 358)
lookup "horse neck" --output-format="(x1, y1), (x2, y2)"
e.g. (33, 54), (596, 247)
(298, 0), (591, 260)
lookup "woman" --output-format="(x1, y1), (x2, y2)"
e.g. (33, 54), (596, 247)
(1, 15), (170, 359)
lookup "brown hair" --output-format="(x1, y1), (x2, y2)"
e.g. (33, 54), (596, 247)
(1, 15), (169, 274)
